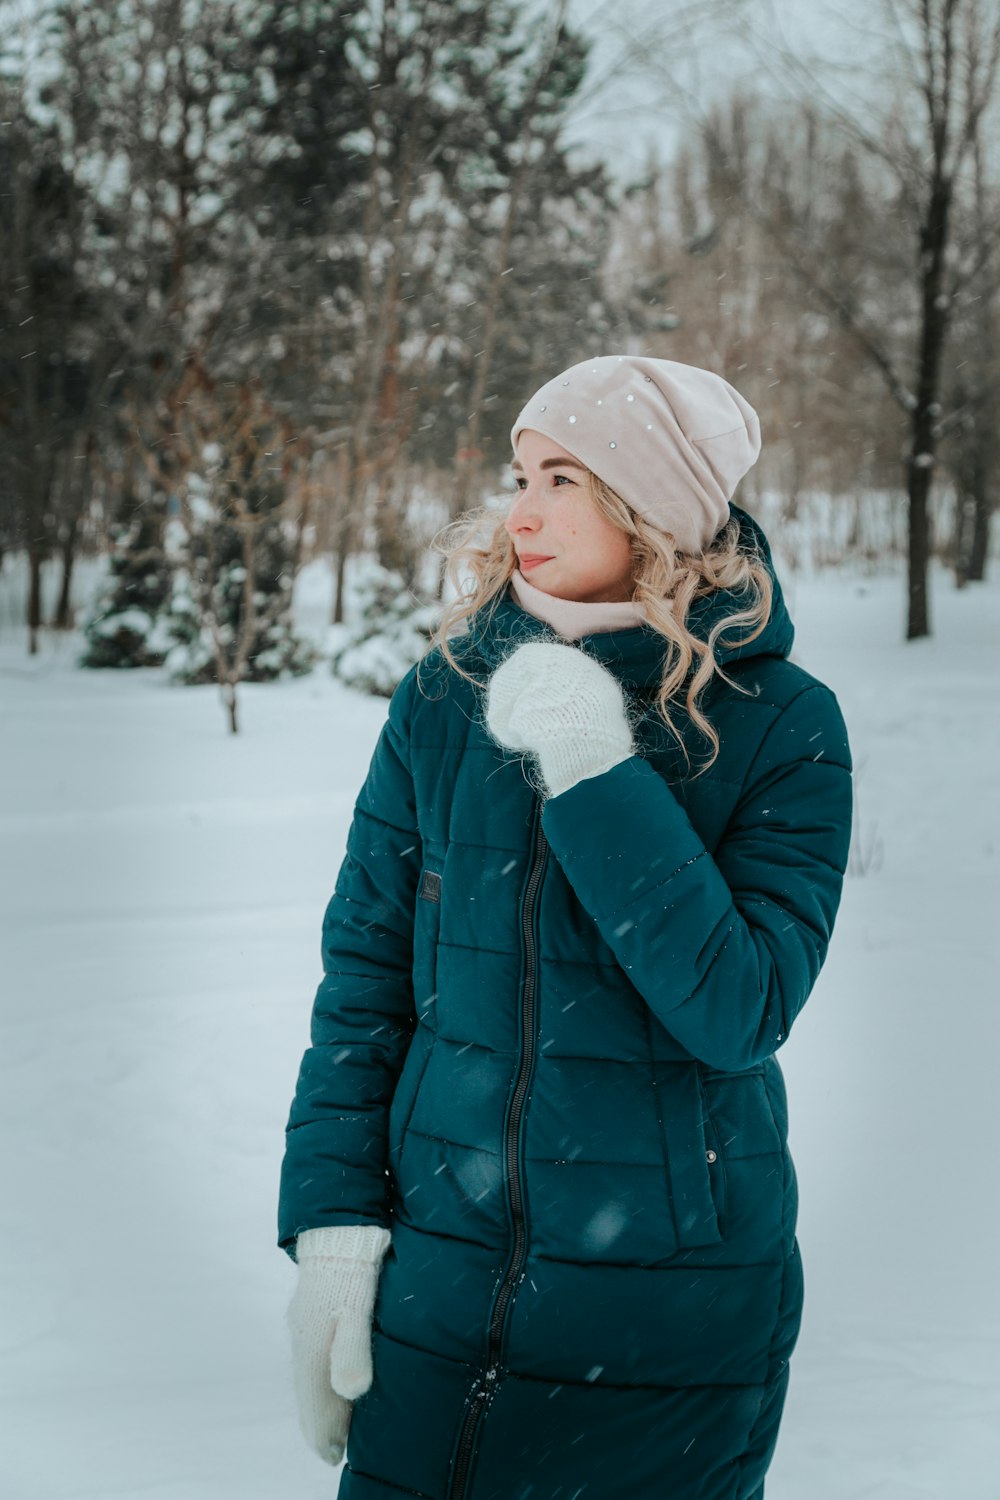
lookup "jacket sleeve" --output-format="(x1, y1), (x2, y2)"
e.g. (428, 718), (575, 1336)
(540, 682), (853, 1072)
(277, 667), (422, 1258)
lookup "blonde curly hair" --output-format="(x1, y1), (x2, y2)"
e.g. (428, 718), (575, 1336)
(418, 470), (774, 777)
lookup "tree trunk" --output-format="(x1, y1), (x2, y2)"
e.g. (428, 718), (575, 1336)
(967, 481), (992, 582)
(331, 446), (352, 626)
(905, 460), (932, 638)
(905, 165), (953, 640)
(27, 546), (44, 655)
(221, 678), (239, 734)
(333, 527), (349, 625)
(950, 489), (973, 588)
(434, 548), (449, 604)
(959, 432), (993, 584)
(53, 510), (81, 628)
(52, 436), (94, 629)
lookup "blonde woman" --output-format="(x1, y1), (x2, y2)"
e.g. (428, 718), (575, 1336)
(279, 355), (854, 1500)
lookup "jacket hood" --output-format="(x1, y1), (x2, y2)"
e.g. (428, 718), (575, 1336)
(457, 503), (795, 692)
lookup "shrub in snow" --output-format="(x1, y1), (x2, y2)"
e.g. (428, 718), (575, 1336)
(78, 506), (173, 668)
(163, 524), (318, 686)
(331, 557), (441, 698)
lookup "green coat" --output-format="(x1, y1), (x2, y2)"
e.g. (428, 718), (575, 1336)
(278, 504), (854, 1500)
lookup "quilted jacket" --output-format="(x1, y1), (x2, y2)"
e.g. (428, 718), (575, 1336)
(278, 503), (854, 1500)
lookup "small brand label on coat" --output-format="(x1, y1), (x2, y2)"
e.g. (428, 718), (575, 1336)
(419, 870), (442, 903)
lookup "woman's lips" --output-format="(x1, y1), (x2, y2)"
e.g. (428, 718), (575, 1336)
(520, 555), (553, 571)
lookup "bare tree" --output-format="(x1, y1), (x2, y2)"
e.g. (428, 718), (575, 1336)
(604, 110), (906, 558)
(0, 68), (92, 652)
(728, 0), (1000, 637)
(939, 128), (999, 584)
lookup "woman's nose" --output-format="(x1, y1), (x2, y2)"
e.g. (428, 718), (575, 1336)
(505, 490), (540, 534)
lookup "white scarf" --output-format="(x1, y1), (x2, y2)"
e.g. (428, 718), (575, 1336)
(507, 568), (647, 641)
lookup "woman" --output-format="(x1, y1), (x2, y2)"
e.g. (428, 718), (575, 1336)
(278, 355), (854, 1499)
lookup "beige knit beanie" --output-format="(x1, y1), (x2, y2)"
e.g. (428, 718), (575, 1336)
(509, 354), (761, 556)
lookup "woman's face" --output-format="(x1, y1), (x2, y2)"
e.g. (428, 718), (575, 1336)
(505, 429), (635, 604)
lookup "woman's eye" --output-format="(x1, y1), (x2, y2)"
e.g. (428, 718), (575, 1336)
(513, 474), (572, 490)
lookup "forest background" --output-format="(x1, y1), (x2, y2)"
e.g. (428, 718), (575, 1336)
(3, 0), (999, 725)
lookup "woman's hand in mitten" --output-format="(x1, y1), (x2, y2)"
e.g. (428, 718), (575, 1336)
(484, 640), (636, 799)
(286, 1224), (391, 1466)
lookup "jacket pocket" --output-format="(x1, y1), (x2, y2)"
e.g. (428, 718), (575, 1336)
(412, 857), (443, 1014)
(658, 1063), (726, 1249)
(387, 1026), (434, 1176)
(699, 1075), (728, 1240)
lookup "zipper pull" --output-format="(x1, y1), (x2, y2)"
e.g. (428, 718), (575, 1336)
(475, 1364), (500, 1398)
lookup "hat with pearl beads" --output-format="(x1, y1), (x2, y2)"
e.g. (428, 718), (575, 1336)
(509, 354), (761, 556)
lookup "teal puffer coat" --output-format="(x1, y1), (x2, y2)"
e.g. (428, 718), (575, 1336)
(278, 504), (853, 1500)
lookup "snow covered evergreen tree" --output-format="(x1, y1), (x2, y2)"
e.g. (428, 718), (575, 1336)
(330, 556), (440, 698)
(78, 500), (173, 668)
(163, 492), (317, 687)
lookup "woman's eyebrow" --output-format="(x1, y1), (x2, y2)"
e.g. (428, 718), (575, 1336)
(510, 457), (589, 473)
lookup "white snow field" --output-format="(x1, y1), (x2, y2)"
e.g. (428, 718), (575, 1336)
(1, 552), (998, 1500)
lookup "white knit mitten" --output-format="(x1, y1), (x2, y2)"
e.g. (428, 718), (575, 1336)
(287, 1224), (392, 1466)
(485, 641), (636, 798)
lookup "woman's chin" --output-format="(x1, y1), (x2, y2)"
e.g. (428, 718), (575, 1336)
(519, 564), (563, 595)
(532, 576), (571, 599)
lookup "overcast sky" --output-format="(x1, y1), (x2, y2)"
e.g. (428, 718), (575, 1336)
(561, 0), (880, 182)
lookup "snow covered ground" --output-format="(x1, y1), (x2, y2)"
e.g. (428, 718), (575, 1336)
(1, 551), (998, 1499)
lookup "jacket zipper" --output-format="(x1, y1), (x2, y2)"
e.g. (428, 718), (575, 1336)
(447, 803), (548, 1500)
